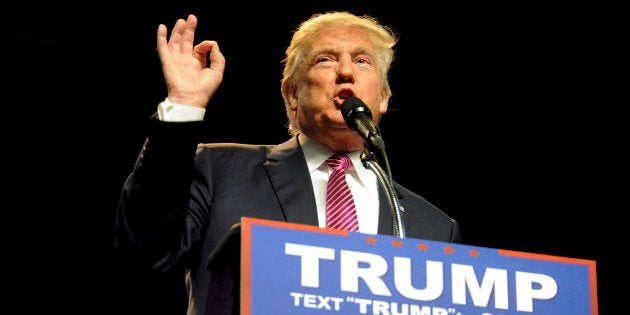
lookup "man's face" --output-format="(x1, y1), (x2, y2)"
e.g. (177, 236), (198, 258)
(287, 26), (389, 153)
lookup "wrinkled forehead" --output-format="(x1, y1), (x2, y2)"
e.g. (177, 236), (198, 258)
(305, 26), (379, 54)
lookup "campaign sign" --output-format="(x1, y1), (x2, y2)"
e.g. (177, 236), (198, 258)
(240, 217), (598, 315)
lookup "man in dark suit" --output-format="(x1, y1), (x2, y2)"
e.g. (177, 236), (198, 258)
(114, 12), (461, 315)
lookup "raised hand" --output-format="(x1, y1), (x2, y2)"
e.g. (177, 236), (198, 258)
(156, 14), (226, 109)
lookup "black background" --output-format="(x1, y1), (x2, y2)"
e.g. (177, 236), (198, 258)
(4, 1), (622, 313)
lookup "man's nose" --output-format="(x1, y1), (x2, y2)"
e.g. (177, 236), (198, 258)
(336, 59), (355, 84)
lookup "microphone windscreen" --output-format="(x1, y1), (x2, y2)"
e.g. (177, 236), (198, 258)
(341, 96), (372, 129)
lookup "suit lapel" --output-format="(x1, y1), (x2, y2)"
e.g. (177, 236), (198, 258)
(263, 136), (408, 232)
(263, 137), (319, 226)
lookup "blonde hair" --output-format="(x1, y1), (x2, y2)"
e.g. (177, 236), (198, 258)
(280, 11), (398, 136)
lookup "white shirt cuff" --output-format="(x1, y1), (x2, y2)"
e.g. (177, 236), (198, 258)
(157, 98), (206, 122)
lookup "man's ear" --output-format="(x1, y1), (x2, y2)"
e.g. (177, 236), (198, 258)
(282, 83), (298, 111)
(287, 93), (298, 111)
(379, 89), (390, 114)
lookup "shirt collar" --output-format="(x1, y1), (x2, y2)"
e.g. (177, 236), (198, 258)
(298, 133), (373, 187)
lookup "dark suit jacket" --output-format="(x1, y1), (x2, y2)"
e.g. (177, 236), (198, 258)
(115, 118), (461, 315)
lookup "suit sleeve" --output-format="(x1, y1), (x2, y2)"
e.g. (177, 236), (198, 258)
(114, 114), (207, 271)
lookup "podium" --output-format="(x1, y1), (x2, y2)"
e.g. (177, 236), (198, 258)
(209, 217), (598, 315)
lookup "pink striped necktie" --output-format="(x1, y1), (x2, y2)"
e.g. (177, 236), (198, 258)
(325, 154), (359, 232)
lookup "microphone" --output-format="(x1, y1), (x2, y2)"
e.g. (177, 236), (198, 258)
(341, 96), (385, 151)
(342, 97), (404, 237)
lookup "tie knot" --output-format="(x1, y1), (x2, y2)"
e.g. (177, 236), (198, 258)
(326, 154), (352, 171)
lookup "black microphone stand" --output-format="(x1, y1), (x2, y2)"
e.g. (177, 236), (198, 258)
(360, 144), (406, 238)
